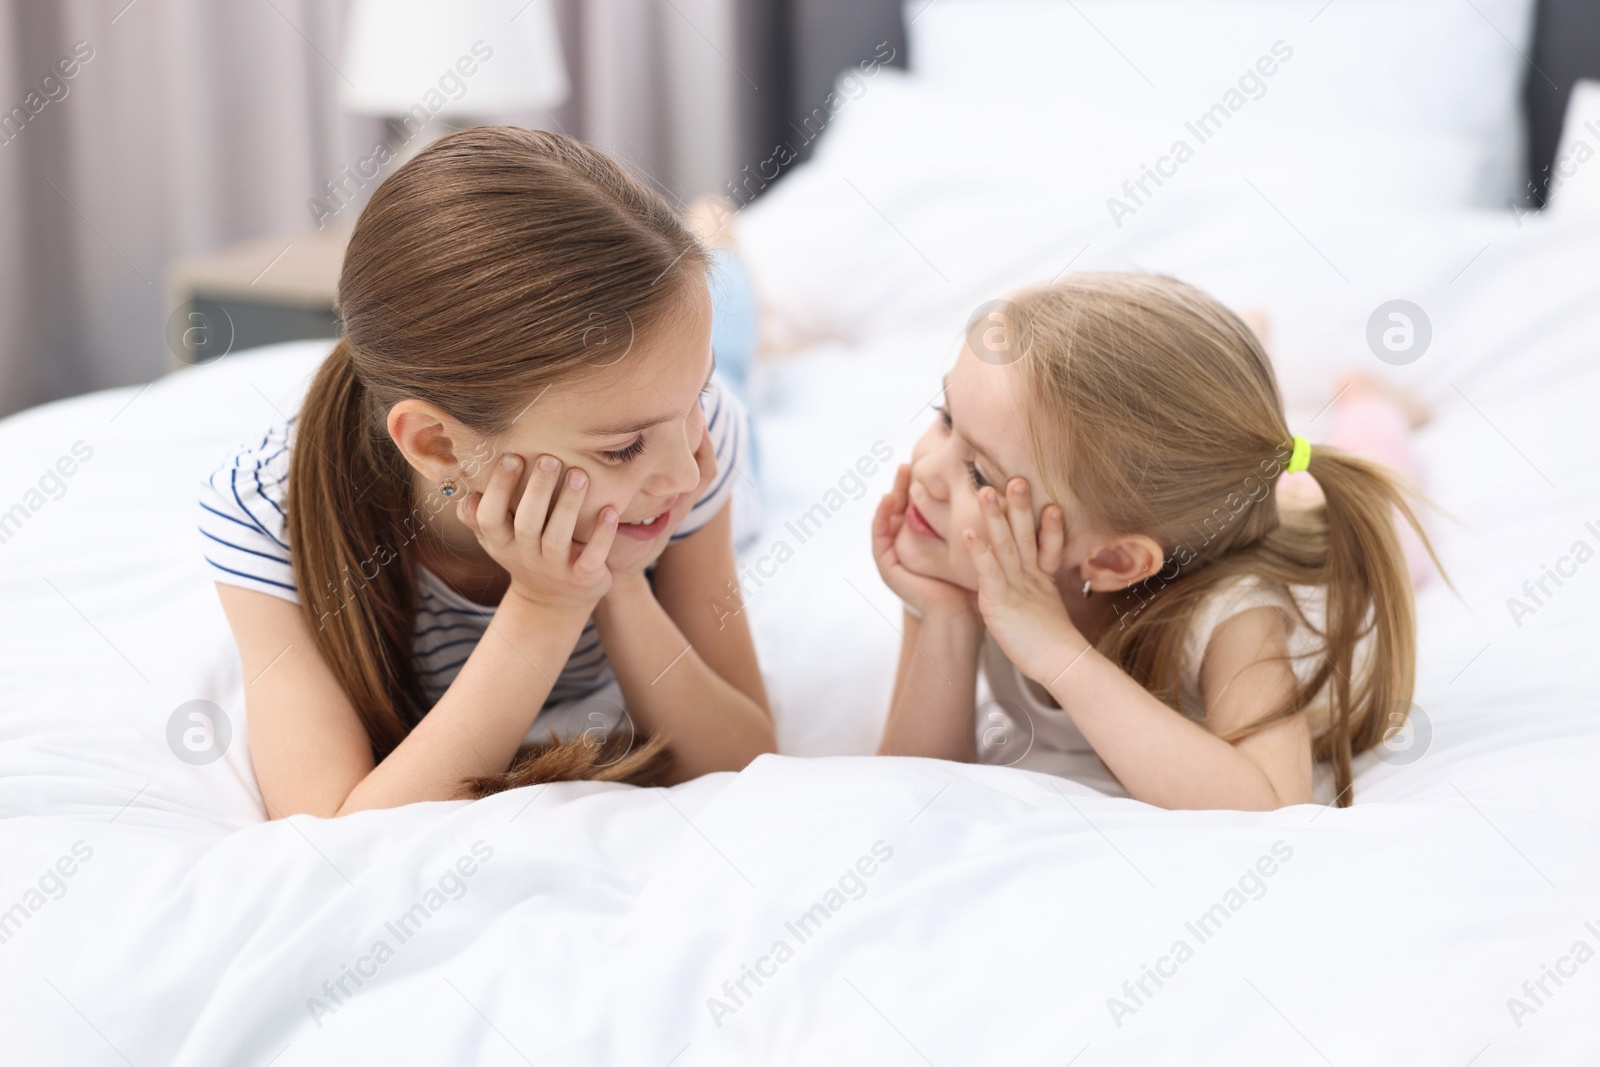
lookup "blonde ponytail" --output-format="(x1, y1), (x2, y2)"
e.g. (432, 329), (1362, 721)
(1283, 446), (1439, 801)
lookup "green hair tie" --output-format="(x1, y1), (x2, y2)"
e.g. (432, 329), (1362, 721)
(1287, 434), (1312, 474)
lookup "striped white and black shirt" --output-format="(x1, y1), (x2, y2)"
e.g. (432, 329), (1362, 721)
(198, 374), (755, 713)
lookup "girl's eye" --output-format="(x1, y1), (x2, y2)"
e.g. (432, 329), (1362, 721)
(602, 436), (647, 464)
(933, 405), (988, 488)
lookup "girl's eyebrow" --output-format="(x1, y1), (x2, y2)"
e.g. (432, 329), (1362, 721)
(582, 354), (716, 438)
(582, 414), (671, 438)
(941, 374), (1008, 478)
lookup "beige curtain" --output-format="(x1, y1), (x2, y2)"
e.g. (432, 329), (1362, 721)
(0, 0), (743, 419)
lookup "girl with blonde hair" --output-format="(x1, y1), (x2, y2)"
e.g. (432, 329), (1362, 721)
(874, 272), (1440, 809)
(199, 127), (773, 817)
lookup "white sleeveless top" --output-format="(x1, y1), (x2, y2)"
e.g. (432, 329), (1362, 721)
(976, 575), (1354, 804)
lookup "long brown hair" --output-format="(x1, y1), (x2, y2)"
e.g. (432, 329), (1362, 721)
(285, 127), (702, 797)
(1016, 272), (1443, 806)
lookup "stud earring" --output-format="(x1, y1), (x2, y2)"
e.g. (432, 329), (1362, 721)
(1082, 580), (1092, 598)
(439, 479), (460, 497)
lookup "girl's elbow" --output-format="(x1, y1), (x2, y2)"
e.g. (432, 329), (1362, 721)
(1271, 785), (1316, 810)
(745, 723), (778, 763)
(1237, 783), (1314, 812)
(727, 720), (777, 771)
(266, 796), (346, 821)
(263, 780), (362, 820)
(740, 693), (778, 757)
(1158, 781), (1311, 812)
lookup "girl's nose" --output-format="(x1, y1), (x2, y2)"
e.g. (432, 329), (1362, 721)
(662, 419), (704, 496)
(909, 429), (948, 501)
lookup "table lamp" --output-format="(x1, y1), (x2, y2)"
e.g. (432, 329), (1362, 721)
(341, 0), (570, 162)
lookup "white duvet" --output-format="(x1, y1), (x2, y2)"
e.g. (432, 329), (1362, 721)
(5, 115), (1600, 1067)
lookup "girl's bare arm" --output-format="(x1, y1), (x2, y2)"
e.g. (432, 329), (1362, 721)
(1040, 607), (1314, 810)
(225, 451), (621, 817)
(870, 464), (985, 760)
(875, 607), (984, 761)
(965, 478), (1314, 810)
(592, 501), (774, 782)
(217, 583), (590, 818)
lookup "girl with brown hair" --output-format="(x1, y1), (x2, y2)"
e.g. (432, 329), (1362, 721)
(198, 127), (773, 818)
(873, 272), (1441, 810)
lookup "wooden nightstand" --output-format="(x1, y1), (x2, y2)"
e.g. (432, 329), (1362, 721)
(162, 221), (353, 370)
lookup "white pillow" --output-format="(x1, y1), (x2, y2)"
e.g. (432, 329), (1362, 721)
(1545, 79), (1600, 218)
(735, 69), (1485, 346)
(903, 0), (1536, 208)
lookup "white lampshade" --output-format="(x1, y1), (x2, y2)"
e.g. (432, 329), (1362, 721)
(341, 0), (570, 117)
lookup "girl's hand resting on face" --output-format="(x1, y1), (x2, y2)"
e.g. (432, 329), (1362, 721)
(459, 453), (619, 612)
(872, 464), (979, 621)
(962, 478), (1084, 682)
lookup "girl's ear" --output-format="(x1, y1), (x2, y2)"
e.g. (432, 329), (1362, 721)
(1082, 533), (1165, 593)
(388, 399), (472, 481)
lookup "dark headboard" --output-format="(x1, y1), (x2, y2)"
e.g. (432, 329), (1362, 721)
(783, 0), (908, 163)
(1525, 0), (1600, 205)
(756, 0), (1600, 205)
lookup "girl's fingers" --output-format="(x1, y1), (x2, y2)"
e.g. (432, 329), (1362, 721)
(872, 493), (894, 550)
(1038, 504), (1066, 574)
(979, 486), (1022, 575)
(894, 463), (912, 512)
(576, 506), (619, 573)
(476, 454), (523, 546)
(962, 528), (1005, 588)
(541, 467), (588, 554)
(456, 492), (479, 533)
(512, 454), (561, 543)
(1004, 478), (1038, 569)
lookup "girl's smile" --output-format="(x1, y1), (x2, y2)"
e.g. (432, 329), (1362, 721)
(615, 491), (690, 539)
(903, 499), (943, 540)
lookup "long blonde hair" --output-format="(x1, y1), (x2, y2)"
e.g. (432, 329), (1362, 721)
(1016, 272), (1441, 806)
(285, 127), (702, 796)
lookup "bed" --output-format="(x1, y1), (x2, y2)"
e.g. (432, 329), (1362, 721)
(3, 2), (1599, 1064)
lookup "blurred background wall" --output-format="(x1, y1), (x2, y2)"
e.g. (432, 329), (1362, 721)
(0, 0), (904, 419)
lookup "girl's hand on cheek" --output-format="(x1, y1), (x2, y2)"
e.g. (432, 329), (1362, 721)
(872, 464), (978, 621)
(962, 479), (1082, 681)
(459, 453), (618, 614)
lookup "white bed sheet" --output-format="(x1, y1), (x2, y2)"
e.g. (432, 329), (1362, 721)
(3, 191), (1600, 1067)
